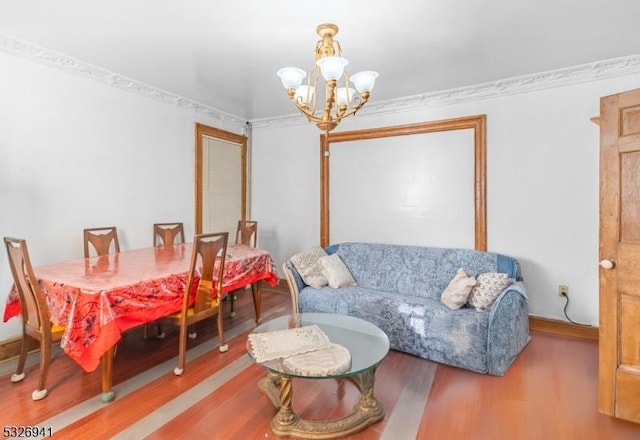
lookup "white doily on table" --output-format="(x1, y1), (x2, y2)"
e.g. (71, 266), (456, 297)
(248, 324), (331, 363)
(283, 343), (351, 376)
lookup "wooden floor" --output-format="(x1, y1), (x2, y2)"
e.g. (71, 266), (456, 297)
(1, 288), (639, 439)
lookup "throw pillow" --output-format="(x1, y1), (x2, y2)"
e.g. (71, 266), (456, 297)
(318, 254), (356, 289)
(467, 272), (514, 310)
(440, 268), (477, 309)
(290, 246), (329, 288)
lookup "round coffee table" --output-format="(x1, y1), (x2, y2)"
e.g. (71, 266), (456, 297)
(247, 312), (390, 439)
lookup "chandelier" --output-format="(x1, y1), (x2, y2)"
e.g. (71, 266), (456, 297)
(277, 23), (378, 133)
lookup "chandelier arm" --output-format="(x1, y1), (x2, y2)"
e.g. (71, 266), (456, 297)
(334, 100), (368, 124)
(290, 88), (369, 124)
(290, 99), (324, 123)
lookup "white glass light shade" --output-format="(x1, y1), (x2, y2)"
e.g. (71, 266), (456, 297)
(294, 85), (315, 105)
(350, 71), (379, 93)
(277, 67), (306, 89)
(336, 87), (356, 106)
(316, 56), (349, 81)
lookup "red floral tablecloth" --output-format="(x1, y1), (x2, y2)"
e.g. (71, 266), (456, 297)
(3, 243), (277, 372)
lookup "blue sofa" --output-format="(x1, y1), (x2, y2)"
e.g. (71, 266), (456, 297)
(283, 242), (530, 376)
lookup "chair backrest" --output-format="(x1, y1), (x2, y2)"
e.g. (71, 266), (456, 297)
(84, 226), (120, 258)
(4, 237), (52, 333)
(184, 232), (228, 313)
(153, 222), (185, 247)
(235, 220), (258, 247)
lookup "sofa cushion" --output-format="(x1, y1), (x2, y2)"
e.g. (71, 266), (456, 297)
(335, 242), (511, 301)
(440, 268), (477, 309)
(319, 254), (356, 289)
(467, 272), (514, 310)
(290, 246), (328, 288)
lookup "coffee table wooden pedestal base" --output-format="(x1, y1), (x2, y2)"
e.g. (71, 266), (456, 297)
(258, 368), (384, 439)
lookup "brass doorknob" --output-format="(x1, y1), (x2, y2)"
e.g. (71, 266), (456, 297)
(599, 259), (615, 270)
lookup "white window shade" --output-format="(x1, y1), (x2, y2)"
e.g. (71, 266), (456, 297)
(202, 135), (243, 238)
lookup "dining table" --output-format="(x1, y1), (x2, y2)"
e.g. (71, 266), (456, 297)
(2, 242), (278, 402)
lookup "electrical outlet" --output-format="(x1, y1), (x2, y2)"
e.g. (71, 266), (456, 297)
(558, 284), (569, 297)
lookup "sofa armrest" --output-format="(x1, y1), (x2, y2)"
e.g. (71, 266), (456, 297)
(282, 261), (303, 314)
(486, 282), (530, 375)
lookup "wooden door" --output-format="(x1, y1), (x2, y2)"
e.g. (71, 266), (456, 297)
(599, 87), (640, 423)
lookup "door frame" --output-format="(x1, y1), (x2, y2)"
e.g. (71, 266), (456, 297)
(194, 123), (248, 234)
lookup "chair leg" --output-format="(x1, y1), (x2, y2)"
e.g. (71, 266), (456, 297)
(10, 331), (28, 383)
(188, 324), (197, 339)
(217, 312), (228, 353)
(230, 292), (236, 317)
(251, 283), (259, 322)
(32, 336), (52, 400)
(143, 321), (165, 339)
(174, 322), (188, 376)
(143, 324), (152, 339)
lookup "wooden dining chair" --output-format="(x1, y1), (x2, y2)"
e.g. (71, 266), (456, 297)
(153, 222), (185, 247)
(4, 237), (65, 401)
(145, 222), (186, 339)
(230, 220), (259, 317)
(83, 226), (120, 258)
(166, 232), (229, 376)
(235, 220), (258, 247)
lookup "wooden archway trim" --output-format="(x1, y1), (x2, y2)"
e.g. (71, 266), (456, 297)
(320, 114), (487, 250)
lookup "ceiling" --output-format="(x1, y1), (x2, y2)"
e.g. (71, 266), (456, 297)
(1, 0), (639, 121)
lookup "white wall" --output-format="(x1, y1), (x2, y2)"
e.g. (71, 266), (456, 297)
(0, 51), (244, 340)
(1, 45), (637, 336)
(252, 74), (639, 326)
(330, 129), (476, 248)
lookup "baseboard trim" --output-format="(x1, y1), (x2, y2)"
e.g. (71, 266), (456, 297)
(0, 336), (38, 363)
(529, 315), (599, 340)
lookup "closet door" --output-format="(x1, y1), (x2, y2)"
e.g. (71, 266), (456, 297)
(599, 87), (640, 423)
(195, 123), (247, 236)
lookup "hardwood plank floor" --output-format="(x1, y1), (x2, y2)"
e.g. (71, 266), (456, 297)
(1, 288), (639, 439)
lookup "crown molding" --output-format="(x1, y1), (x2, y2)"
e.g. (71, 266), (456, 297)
(0, 32), (247, 128)
(252, 54), (640, 130)
(2, 31), (638, 132)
